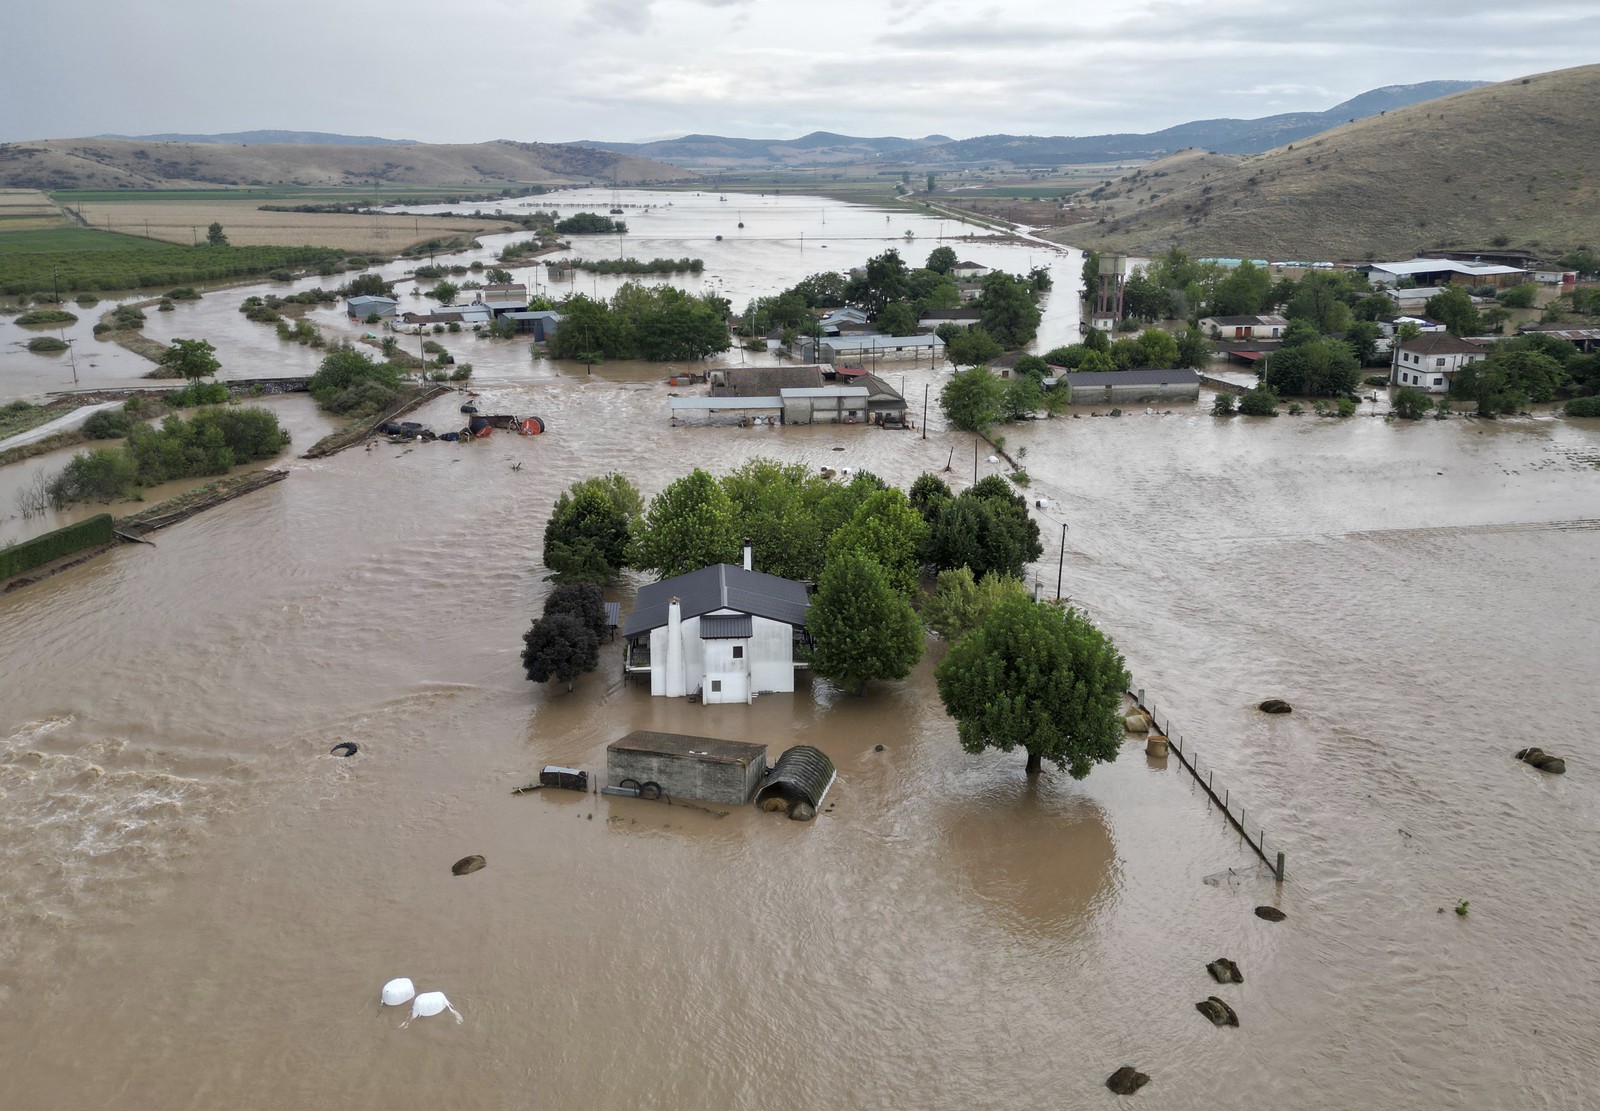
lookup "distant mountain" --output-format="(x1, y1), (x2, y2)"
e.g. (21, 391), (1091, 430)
(579, 131), (953, 168)
(576, 83), (1483, 170)
(94, 130), (418, 146)
(1060, 66), (1600, 261)
(918, 81), (1486, 165)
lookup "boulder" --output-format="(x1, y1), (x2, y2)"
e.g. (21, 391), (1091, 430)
(789, 801), (816, 822)
(1106, 1066), (1150, 1096)
(1207, 958), (1243, 984)
(451, 854), (486, 876)
(1196, 996), (1239, 1027)
(1254, 906), (1287, 922)
(1258, 699), (1293, 714)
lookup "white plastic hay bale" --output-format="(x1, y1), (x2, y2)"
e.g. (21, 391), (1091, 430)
(986, 454), (999, 463)
(403, 990), (463, 1027)
(380, 977), (415, 1006)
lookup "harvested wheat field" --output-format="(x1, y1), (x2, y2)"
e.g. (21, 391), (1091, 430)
(0, 189), (70, 231)
(74, 199), (513, 252)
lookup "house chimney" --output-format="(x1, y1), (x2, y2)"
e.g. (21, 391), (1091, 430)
(664, 596), (685, 698)
(742, 537), (752, 572)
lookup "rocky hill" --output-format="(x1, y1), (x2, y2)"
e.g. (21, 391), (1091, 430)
(579, 131), (952, 169)
(1055, 65), (1600, 261)
(0, 138), (689, 190)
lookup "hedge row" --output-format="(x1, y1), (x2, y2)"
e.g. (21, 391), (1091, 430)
(0, 513), (114, 580)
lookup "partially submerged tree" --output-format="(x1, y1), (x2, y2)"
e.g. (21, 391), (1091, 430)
(935, 596), (1129, 777)
(633, 468), (740, 579)
(808, 551), (924, 695)
(543, 472), (641, 582)
(921, 566), (1029, 641)
(521, 613), (599, 692)
(939, 365), (1006, 431)
(543, 582), (608, 639)
(159, 338), (221, 384)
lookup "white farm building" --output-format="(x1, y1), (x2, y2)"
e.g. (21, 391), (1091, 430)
(622, 549), (810, 704)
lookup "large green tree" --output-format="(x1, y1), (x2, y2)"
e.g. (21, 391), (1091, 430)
(1425, 286), (1482, 337)
(721, 458), (828, 582)
(847, 249), (910, 316)
(1263, 335), (1359, 397)
(921, 566), (1029, 641)
(926, 246), (958, 275)
(829, 488), (927, 598)
(940, 365), (1006, 430)
(521, 613), (600, 691)
(935, 596), (1129, 776)
(946, 327), (1003, 368)
(543, 472), (641, 582)
(923, 489), (1042, 581)
(875, 301), (919, 336)
(633, 468), (741, 578)
(808, 552), (924, 695)
(159, 338), (221, 384)
(976, 270), (1042, 348)
(1210, 261), (1271, 317)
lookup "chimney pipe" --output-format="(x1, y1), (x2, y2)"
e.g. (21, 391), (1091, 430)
(742, 537), (752, 572)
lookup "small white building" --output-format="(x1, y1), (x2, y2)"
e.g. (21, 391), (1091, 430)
(346, 294), (398, 320)
(622, 548), (810, 704)
(1390, 333), (1487, 393)
(1198, 314), (1289, 340)
(951, 260), (991, 280)
(918, 307), (983, 331)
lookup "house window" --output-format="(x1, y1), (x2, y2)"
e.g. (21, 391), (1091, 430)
(732, 645), (744, 659)
(1434, 378), (1443, 386)
(1436, 358), (1446, 367)
(711, 680), (722, 693)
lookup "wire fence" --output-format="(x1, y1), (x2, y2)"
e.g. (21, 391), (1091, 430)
(1132, 686), (1286, 881)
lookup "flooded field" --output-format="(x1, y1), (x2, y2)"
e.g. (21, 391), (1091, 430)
(3, 192), (1599, 1109)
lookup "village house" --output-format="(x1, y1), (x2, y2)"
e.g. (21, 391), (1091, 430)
(1198, 313), (1288, 340)
(479, 283), (528, 317)
(503, 309), (563, 341)
(917, 307), (983, 332)
(951, 260), (991, 281)
(799, 333), (944, 366)
(1390, 333), (1487, 393)
(345, 294), (398, 320)
(622, 544), (810, 704)
(1042, 367), (1202, 406)
(817, 307), (870, 335)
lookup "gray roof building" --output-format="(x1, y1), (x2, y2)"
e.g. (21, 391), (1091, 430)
(623, 564), (810, 638)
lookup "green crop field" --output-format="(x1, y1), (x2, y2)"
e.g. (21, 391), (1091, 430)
(0, 226), (163, 255)
(51, 184), (531, 205)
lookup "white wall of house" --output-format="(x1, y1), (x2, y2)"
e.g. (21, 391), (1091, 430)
(648, 610), (795, 700)
(1390, 349), (1483, 393)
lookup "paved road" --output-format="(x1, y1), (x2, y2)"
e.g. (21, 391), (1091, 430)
(0, 401), (122, 453)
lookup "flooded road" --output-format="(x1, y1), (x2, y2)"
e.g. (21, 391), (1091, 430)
(3, 193), (1600, 1109)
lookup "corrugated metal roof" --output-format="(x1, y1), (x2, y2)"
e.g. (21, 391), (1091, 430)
(755, 745), (837, 809)
(604, 601), (620, 627)
(1064, 368), (1202, 388)
(819, 334), (944, 351)
(624, 564), (809, 637)
(700, 614), (753, 639)
(669, 396), (781, 410)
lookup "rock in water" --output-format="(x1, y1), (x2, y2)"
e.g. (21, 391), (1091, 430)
(1207, 958), (1244, 984)
(788, 801), (816, 822)
(1196, 996), (1240, 1027)
(1258, 699), (1293, 714)
(1255, 906), (1287, 922)
(1516, 747), (1567, 774)
(451, 854), (486, 876)
(1106, 1066), (1150, 1095)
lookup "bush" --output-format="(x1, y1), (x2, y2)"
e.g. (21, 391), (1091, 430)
(75, 294), (99, 307)
(1288, 402), (1303, 415)
(1498, 283), (1537, 309)
(1565, 395), (1600, 417)
(27, 337), (69, 352)
(1238, 387), (1279, 416)
(1212, 392), (1237, 415)
(47, 449), (140, 505)
(83, 409), (135, 439)
(449, 363), (473, 382)
(168, 381), (231, 408)
(447, 321), (461, 333)
(364, 312), (381, 325)
(1336, 397), (1358, 417)
(326, 379), (399, 417)
(1363, 375), (1390, 388)
(15, 309), (78, 326)
(1393, 386), (1434, 420)
(0, 514), (115, 578)
(309, 345), (402, 409)
(166, 288), (202, 301)
(157, 298), (175, 311)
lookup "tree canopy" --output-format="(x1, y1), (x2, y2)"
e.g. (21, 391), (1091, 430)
(807, 551), (924, 695)
(935, 596), (1129, 777)
(159, 338), (221, 384)
(939, 365), (1006, 430)
(633, 468), (741, 578)
(976, 270), (1042, 348)
(521, 613), (600, 691)
(543, 472), (641, 582)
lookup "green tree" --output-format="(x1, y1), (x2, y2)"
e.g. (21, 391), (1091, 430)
(1238, 386), (1279, 416)
(1133, 327), (1179, 369)
(1425, 286), (1481, 336)
(1001, 374), (1043, 421)
(926, 172), (936, 193)
(976, 270), (1042, 348)
(935, 596), (1130, 777)
(940, 366), (1006, 431)
(1497, 283), (1537, 309)
(485, 267), (514, 286)
(634, 468), (740, 578)
(1174, 326), (1211, 369)
(875, 301), (918, 335)
(1264, 337), (1359, 397)
(721, 458), (828, 582)
(846, 248), (910, 316)
(1344, 320), (1382, 365)
(159, 338), (221, 384)
(1286, 271), (1353, 334)
(830, 488), (927, 598)
(1392, 387), (1434, 420)
(926, 246), (958, 275)
(1081, 249), (1102, 306)
(344, 272), (391, 298)
(432, 280), (460, 306)
(908, 472), (953, 520)
(543, 582), (608, 638)
(921, 566), (1029, 641)
(544, 473), (641, 582)
(206, 222), (228, 247)
(308, 344), (401, 409)
(947, 326), (1003, 368)
(1210, 261), (1271, 316)
(923, 487), (1041, 581)
(808, 552), (924, 695)
(521, 613), (599, 692)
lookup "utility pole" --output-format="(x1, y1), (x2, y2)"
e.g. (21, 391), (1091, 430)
(1056, 521), (1067, 600)
(973, 436), (978, 484)
(922, 383), (928, 439)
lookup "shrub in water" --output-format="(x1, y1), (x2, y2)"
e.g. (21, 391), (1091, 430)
(83, 409), (135, 439)
(1565, 396), (1600, 417)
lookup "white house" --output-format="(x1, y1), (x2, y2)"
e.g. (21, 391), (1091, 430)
(1198, 314), (1289, 339)
(951, 260), (991, 280)
(1390, 333), (1487, 393)
(917, 307), (983, 331)
(622, 547), (810, 704)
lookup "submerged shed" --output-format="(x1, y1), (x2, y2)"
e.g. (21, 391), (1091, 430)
(606, 730), (768, 805)
(754, 745), (836, 816)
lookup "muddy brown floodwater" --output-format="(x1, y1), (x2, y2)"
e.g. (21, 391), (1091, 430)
(3, 192), (1600, 1110)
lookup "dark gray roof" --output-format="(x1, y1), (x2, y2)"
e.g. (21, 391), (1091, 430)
(754, 745), (837, 808)
(604, 601), (620, 627)
(608, 730), (766, 765)
(700, 614), (753, 639)
(1064, 367), (1201, 388)
(1206, 315), (1266, 326)
(624, 564), (809, 637)
(711, 365), (824, 397)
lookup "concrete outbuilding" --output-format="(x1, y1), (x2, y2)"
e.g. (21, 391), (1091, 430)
(607, 730), (768, 805)
(1047, 367), (1201, 406)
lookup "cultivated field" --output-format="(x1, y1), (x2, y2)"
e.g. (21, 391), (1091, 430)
(0, 190), (70, 232)
(56, 197), (511, 252)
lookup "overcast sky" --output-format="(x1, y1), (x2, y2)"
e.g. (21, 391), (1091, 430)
(2, 1), (1594, 145)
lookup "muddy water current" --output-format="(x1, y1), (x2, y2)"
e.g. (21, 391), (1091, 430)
(2, 192), (1599, 1109)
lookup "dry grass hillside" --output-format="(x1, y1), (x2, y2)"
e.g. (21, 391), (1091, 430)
(1053, 64), (1600, 261)
(0, 138), (690, 190)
